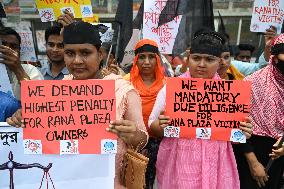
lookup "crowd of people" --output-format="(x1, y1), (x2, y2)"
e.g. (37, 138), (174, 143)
(0, 11), (284, 189)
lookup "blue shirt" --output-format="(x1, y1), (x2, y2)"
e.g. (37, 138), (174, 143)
(231, 53), (268, 76)
(40, 60), (69, 80)
(0, 91), (21, 122)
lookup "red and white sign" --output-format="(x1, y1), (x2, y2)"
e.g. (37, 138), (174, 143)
(250, 0), (284, 33)
(143, 0), (182, 54)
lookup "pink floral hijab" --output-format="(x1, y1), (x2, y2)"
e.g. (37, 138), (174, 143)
(245, 34), (284, 139)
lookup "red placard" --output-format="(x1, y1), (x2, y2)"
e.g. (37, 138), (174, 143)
(166, 78), (251, 142)
(21, 80), (116, 154)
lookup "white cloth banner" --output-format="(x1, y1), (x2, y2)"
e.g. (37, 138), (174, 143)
(0, 64), (14, 96)
(143, 0), (182, 54)
(250, 0), (284, 33)
(0, 122), (115, 189)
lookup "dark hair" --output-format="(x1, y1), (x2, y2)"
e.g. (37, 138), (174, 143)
(236, 44), (255, 55)
(191, 29), (225, 57)
(45, 26), (61, 43)
(0, 27), (21, 44)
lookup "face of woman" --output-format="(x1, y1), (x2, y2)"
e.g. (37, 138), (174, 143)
(136, 52), (157, 75)
(188, 53), (221, 79)
(64, 43), (103, 80)
(218, 52), (231, 76)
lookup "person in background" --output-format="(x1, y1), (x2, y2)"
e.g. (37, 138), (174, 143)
(235, 43), (255, 63)
(218, 34), (244, 80)
(7, 21), (148, 189)
(40, 25), (68, 80)
(129, 39), (166, 189)
(233, 33), (284, 189)
(148, 30), (253, 189)
(0, 27), (43, 100)
(175, 27), (277, 77)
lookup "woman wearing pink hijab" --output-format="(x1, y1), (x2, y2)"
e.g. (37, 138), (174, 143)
(234, 33), (284, 189)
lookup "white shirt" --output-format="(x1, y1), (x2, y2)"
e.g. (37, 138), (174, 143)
(11, 64), (44, 100)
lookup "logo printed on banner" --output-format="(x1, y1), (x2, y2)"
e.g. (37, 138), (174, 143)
(60, 140), (79, 155)
(164, 126), (180, 138)
(196, 128), (212, 140)
(23, 139), (42, 154)
(80, 5), (93, 17)
(60, 7), (75, 16)
(101, 139), (117, 154)
(39, 8), (55, 22)
(230, 129), (246, 143)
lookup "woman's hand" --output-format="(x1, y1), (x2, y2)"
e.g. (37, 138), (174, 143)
(108, 63), (120, 75)
(107, 120), (138, 146)
(150, 111), (170, 138)
(6, 109), (24, 128)
(248, 161), (269, 187)
(158, 111), (170, 129)
(269, 137), (284, 160)
(239, 117), (253, 139)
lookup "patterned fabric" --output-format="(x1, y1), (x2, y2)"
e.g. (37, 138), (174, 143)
(0, 91), (20, 121)
(245, 34), (284, 139)
(148, 71), (240, 189)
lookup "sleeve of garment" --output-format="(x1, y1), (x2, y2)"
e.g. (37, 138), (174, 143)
(236, 140), (254, 154)
(12, 64), (44, 100)
(148, 86), (166, 127)
(124, 90), (149, 145)
(231, 53), (268, 76)
(4, 99), (20, 120)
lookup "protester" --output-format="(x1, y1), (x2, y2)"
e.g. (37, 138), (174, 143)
(40, 25), (68, 80)
(235, 43), (255, 62)
(231, 27), (277, 76)
(218, 37), (244, 80)
(233, 33), (284, 189)
(175, 27), (276, 77)
(148, 30), (253, 189)
(0, 27), (43, 100)
(7, 21), (148, 189)
(128, 39), (166, 189)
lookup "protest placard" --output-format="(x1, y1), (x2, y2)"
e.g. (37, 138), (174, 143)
(21, 80), (117, 154)
(35, 0), (93, 22)
(143, 0), (182, 54)
(250, 0), (284, 33)
(0, 122), (115, 189)
(0, 64), (14, 96)
(18, 30), (37, 62)
(165, 78), (251, 143)
(120, 29), (141, 68)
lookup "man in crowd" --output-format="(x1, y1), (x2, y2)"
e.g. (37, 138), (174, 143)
(235, 43), (255, 63)
(0, 27), (43, 100)
(40, 25), (68, 80)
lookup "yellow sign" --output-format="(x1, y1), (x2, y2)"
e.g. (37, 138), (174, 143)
(82, 14), (99, 24)
(35, 0), (93, 22)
